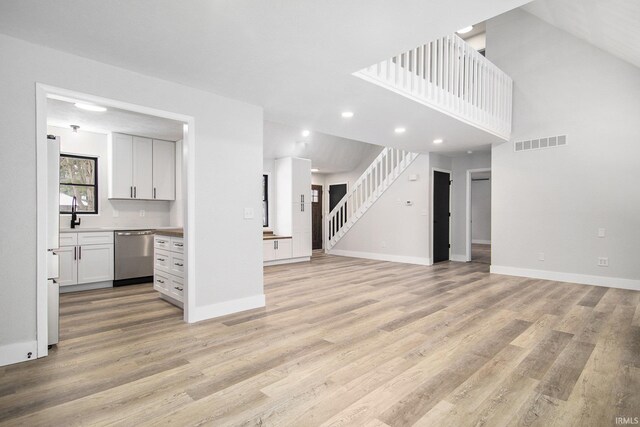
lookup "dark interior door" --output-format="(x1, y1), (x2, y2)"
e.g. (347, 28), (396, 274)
(433, 171), (450, 263)
(329, 183), (347, 212)
(311, 185), (323, 250)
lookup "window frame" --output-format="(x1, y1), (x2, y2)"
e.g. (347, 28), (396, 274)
(59, 153), (99, 215)
(262, 173), (269, 227)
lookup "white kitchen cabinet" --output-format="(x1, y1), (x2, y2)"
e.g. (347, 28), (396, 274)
(275, 157), (312, 261)
(56, 246), (77, 287)
(108, 133), (176, 200)
(77, 244), (115, 284)
(133, 136), (153, 200)
(154, 233), (185, 306)
(275, 239), (292, 260)
(59, 232), (114, 287)
(152, 139), (176, 200)
(263, 239), (293, 262)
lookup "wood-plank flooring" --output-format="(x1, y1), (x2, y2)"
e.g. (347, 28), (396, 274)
(1, 253), (639, 426)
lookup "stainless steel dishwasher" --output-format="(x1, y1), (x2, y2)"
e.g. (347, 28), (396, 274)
(114, 230), (155, 286)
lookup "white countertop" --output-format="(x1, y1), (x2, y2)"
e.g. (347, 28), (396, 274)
(60, 226), (181, 233)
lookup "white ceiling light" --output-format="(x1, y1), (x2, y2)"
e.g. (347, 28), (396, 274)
(301, 129), (311, 137)
(75, 102), (107, 112)
(311, 168), (319, 172)
(433, 138), (443, 144)
(467, 150), (473, 154)
(341, 111), (354, 118)
(394, 127), (406, 134)
(70, 125), (80, 133)
(457, 25), (473, 34)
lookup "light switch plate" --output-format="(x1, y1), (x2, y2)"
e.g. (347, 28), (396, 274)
(598, 228), (606, 238)
(244, 208), (254, 219)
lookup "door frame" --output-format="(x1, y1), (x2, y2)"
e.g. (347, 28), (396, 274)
(325, 181), (348, 251)
(430, 168), (452, 265)
(465, 168), (492, 262)
(35, 83), (196, 358)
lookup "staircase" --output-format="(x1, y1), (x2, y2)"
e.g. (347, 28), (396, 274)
(326, 147), (418, 251)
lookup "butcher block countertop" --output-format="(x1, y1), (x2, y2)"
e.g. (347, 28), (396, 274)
(263, 230), (291, 240)
(154, 228), (184, 238)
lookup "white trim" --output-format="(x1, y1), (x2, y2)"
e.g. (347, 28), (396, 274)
(0, 341), (38, 367)
(329, 249), (431, 266)
(264, 257), (311, 266)
(190, 294), (266, 323)
(472, 239), (491, 245)
(430, 167), (452, 262)
(490, 265), (640, 291)
(35, 84), (196, 350)
(450, 254), (468, 262)
(466, 168), (491, 262)
(59, 281), (112, 293)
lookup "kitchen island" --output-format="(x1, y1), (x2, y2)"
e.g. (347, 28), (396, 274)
(153, 229), (185, 308)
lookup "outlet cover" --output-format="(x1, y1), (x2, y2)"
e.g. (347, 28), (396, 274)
(243, 207), (254, 219)
(598, 257), (609, 267)
(139, 210), (145, 217)
(538, 252), (545, 261)
(598, 228), (606, 238)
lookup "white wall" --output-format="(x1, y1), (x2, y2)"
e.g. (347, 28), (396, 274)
(51, 125), (174, 229)
(450, 152), (491, 259)
(0, 33), (263, 365)
(331, 154), (431, 264)
(487, 10), (640, 288)
(471, 178), (491, 243)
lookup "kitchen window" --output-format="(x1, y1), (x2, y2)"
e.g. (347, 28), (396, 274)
(263, 174), (269, 227)
(60, 154), (98, 214)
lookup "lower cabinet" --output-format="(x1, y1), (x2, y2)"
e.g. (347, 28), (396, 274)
(154, 235), (185, 306)
(263, 238), (293, 262)
(58, 232), (114, 287)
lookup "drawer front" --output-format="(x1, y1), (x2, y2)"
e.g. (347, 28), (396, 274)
(154, 235), (171, 250)
(169, 275), (184, 302)
(170, 253), (185, 277)
(153, 273), (170, 293)
(78, 232), (113, 245)
(154, 249), (171, 273)
(59, 233), (78, 247)
(170, 237), (184, 253)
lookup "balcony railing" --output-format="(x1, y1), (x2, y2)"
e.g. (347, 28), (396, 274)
(354, 34), (512, 140)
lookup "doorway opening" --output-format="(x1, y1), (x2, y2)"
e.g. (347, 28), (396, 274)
(466, 169), (491, 264)
(36, 84), (194, 358)
(311, 184), (323, 250)
(432, 169), (451, 263)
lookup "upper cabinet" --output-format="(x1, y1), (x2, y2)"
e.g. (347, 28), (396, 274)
(108, 133), (175, 200)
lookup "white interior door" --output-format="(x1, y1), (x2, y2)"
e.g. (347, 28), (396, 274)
(133, 136), (153, 199)
(77, 244), (114, 284)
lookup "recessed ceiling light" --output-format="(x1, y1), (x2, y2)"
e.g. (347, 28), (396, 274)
(75, 102), (107, 112)
(394, 127), (406, 134)
(457, 26), (473, 34)
(433, 138), (443, 144)
(341, 111), (354, 118)
(311, 168), (319, 172)
(301, 129), (311, 137)
(467, 150), (473, 154)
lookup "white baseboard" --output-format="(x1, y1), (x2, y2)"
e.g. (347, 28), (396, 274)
(490, 265), (640, 291)
(450, 254), (468, 262)
(472, 240), (491, 245)
(0, 340), (38, 367)
(59, 281), (112, 293)
(329, 249), (431, 266)
(264, 257), (310, 266)
(188, 294), (266, 323)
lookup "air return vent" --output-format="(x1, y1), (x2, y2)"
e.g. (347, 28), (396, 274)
(514, 135), (567, 152)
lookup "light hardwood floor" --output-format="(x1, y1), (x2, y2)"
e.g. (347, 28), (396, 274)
(1, 253), (639, 426)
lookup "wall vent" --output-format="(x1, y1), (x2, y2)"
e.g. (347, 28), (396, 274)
(514, 135), (567, 152)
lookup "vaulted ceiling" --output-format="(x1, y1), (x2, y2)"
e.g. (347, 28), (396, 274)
(524, 0), (640, 69)
(0, 0), (529, 153)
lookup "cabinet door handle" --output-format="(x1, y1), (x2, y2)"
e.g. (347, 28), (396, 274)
(301, 203), (305, 212)
(174, 243), (183, 247)
(175, 262), (183, 267)
(154, 188), (156, 199)
(130, 186), (133, 198)
(157, 258), (165, 262)
(74, 246), (77, 260)
(134, 186), (137, 198)
(78, 246), (82, 260)
(157, 279), (165, 284)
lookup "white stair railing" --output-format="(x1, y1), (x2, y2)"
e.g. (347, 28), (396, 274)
(354, 34), (512, 140)
(326, 147), (418, 250)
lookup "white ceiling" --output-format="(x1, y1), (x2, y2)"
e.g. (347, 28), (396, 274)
(0, 0), (529, 154)
(524, 0), (640, 69)
(47, 98), (184, 141)
(264, 121), (381, 174)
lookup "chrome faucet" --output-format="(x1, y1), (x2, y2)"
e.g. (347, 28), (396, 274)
(70, 196), (81, 229)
